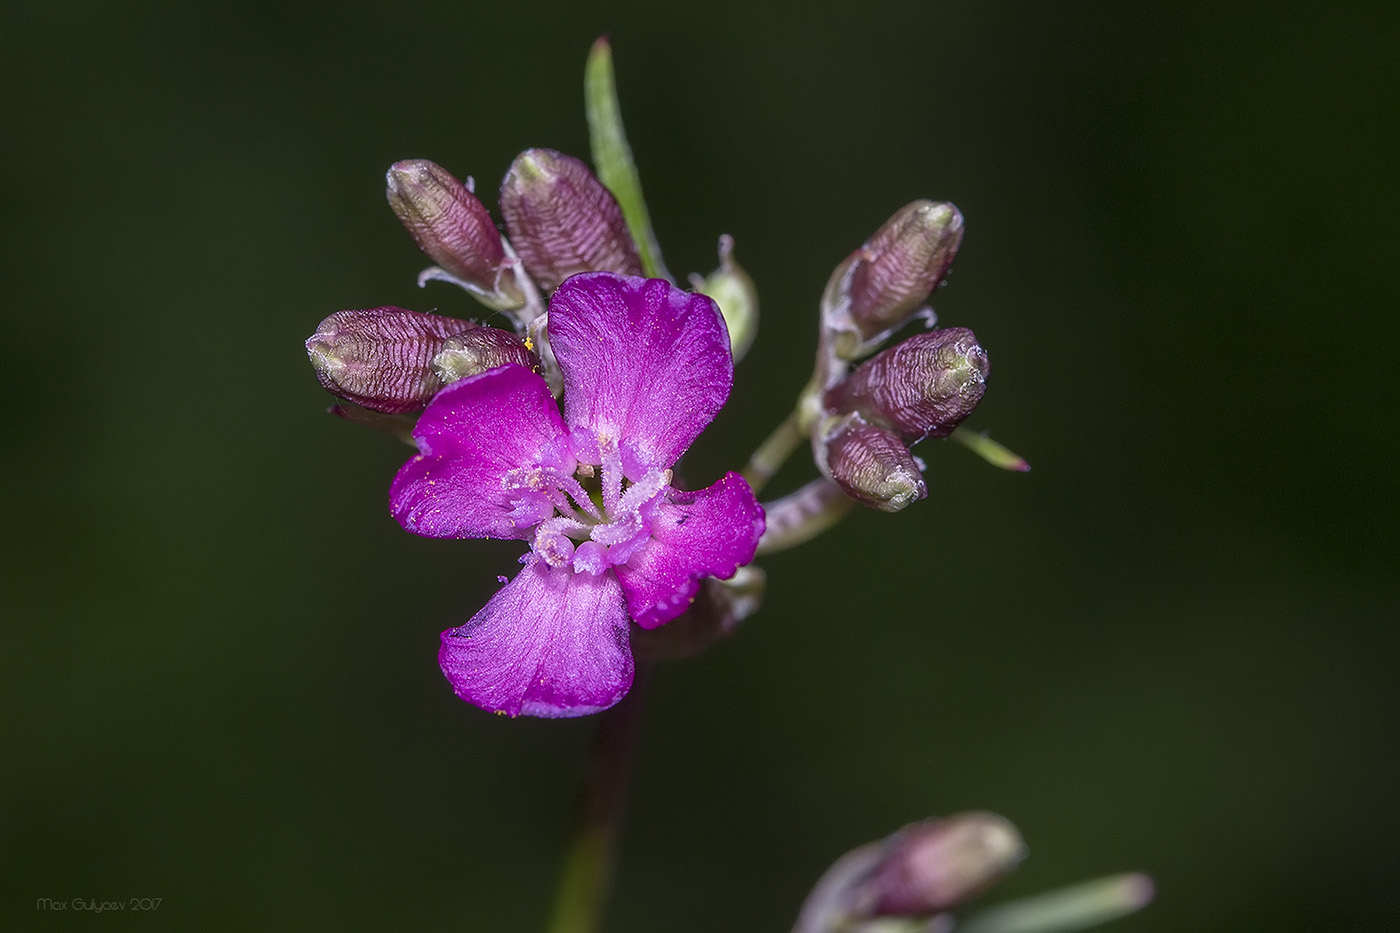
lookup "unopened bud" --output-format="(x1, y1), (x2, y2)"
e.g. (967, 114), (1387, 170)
(820, 419), (926, 512)
(868, 813), (1026, 916)
(825, 328), (988, 442)
(431, 328), (539, 383)
(499, 148), (642, 292)
(795, 812), (1025, 933)
(824, 201), (963, 357)
(385, 160), (523, 308)
(307, 307), (473, 413)
(689, 235), (758, 361)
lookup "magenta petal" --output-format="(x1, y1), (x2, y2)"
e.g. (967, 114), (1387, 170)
(614, 472), (765, 629)
(390, 365), (566, 540)
(549, 272), (733, 468)
(439, 561), (634, 717)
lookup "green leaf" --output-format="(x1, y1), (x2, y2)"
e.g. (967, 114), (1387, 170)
(957, 873), (1154, 933)
(951, 426), (1032, 472)
(584, 37), (670, 281)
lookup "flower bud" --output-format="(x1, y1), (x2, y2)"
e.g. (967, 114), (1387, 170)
(825, 328), (988, 442)
(307, 307), (474, 414)
(794, 813), (1025, 933)
(820, 419), (926, 512)
(868, 813), (1026, 916)
(431, 328), (539, 384)
(499, 148), (642, 292)
(823, 201), (963, 357)
(689, 235), (758, 361)
(385, 160), (524, 308)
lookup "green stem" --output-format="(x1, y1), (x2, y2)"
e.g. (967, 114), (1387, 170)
(741, 323), (840, 496)
(741, 412), (804, 496)
(545, 664), (652, 933)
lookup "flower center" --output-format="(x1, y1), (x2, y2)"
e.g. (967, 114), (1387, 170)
(505, 431), (670, 576)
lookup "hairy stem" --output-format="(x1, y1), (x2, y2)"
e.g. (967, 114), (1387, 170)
(757, 478), (856, 555)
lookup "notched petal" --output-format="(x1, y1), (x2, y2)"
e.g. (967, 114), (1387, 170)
(614, 472), (765, 629)
(389, 365), (567, 540)
(549, 273), (734, 468)
(439, 561), (634, 717)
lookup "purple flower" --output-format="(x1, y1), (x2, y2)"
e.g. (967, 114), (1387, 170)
(389, 272), (765, 717)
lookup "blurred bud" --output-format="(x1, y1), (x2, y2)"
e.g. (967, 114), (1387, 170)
(823, 201), (963, 358)
(820, 419), (926, 512)
(431, 328), (539, 383)
(499, 148), (642, 292)
(385, 160), (524, 309)
(306, 307), (473, 414)
(868, 813), (1026, 916)
(794, 813), (1025, 933)
(689, 235), (759, 361)
(825, 328), (988, 442)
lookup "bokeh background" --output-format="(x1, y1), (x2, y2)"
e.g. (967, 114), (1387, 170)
(3, 1), (1396, 929)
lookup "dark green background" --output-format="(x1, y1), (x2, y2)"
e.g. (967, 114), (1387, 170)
(3, 1), (1395, 930)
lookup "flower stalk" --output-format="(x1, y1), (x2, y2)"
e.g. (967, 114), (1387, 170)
(756, 478), (856, 555)
(742, 411), (803, 495)
(545, 665), (652, 933)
